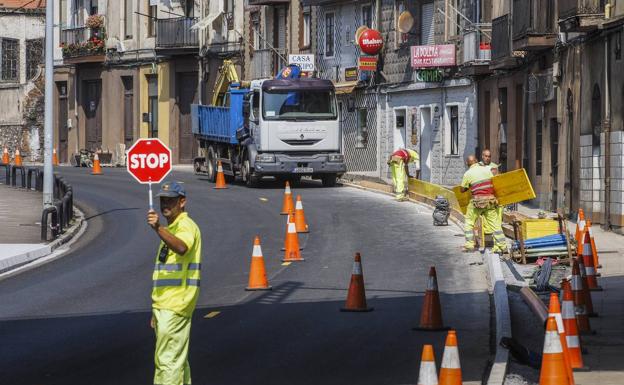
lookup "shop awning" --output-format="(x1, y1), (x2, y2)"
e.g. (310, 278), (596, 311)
(333, 80), (359, 95)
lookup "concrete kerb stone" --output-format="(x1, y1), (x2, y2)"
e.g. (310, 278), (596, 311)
(0, 206), (87, 282)
(339, 178), (510, 385)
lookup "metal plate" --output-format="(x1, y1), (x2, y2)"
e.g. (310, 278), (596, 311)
(293, 167), (314, 173)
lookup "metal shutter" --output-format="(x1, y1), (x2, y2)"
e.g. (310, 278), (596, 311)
(421, 2), (435, 45)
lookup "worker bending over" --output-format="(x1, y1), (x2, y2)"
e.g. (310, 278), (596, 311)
(461, 155), (506, 253)
(387, 148), (420, 201)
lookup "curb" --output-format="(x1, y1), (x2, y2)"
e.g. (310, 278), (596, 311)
(339, 178), (510, 385)
(0, 206), (87, 281)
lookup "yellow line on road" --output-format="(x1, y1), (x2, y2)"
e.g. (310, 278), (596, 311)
(281, 262), (292, 266)
(204, 311), (221, 319)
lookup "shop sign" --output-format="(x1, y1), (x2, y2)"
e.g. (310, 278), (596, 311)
(415, 69), (443, 83)
(345, 67), (358, 81)
(411, 44), (456, 68)
(358, 29), (384, 55)
(288, 54), (315, 72)
(358, 56), (378, 71)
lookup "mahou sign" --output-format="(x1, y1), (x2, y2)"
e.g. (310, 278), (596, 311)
(411, 44), (456, 68)
(127, 138), (172, 184)
(358, 29), (384, 55)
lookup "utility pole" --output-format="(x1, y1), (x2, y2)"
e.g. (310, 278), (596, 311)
(43, 0), (54, 207)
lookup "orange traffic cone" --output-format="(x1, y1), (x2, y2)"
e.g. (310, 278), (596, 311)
(439, 330), (462, 385)
(91, 153), (102, 175)
(586, 221), (601, 269)
(571, 260), (592, 333)
(294, 195), (309, 233)
(214, 160), (228, 189)
(576, 257), (597, 317)
(2, 147), (9, 164)
(548, 292), (575, 385)
(414, 267), (449, 331)
(245, 236), (272, 291)
(280, 181), (295, 215)
(539, 317), (572, 385)
(417, 344), (438, 385)
(52, 148), (59, 166)
(282, 210), (304, 262)
(581, 227), (602, 291)
(575, 209), (585, 247)
(13, 149), (22, 166)
(341, 252), (373, 312)
(561, 280), (585, 369)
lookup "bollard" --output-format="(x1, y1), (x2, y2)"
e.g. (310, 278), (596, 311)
(0, 163), (10, 185)
(41, 205), (59, 242)
(36, 170), (43, 191)
(62, 193), (72, 225)
(54, 199), (64, 234)
(11, 166), (26, 188)
(26, 168), (40, 190)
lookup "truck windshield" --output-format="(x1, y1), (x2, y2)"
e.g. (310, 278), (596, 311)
(262, 90), (337, 120)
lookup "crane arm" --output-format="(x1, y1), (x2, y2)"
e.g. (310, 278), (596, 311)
(211, 59), (240, 106)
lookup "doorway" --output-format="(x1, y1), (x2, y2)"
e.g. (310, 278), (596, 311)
(57, 82), (68, 163)
(420, 107), (432, 181)
(122, 76), (134, 148)
(83, 79), (102, 151)
(177, 72), (199, 163)
(147, 76), (158, 138)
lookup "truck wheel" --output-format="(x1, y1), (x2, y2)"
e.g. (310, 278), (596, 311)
(242, 159), (260, 188)
(321, 174), (338, 187)
(206, 147), (216, 183)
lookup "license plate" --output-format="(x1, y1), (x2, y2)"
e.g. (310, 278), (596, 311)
(293, 167), (314, 173)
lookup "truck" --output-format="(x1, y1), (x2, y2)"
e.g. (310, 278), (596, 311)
(191, 62), (346, 187)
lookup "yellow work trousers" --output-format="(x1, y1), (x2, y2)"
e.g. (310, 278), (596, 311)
(153, 308), (192, 385)
(464, 201), (507, 253)
(390, 160), (407, 199)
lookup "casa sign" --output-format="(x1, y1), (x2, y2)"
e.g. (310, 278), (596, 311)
(358, 29), (384, 55)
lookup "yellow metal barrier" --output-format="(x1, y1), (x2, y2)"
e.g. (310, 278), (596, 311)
(407, 178), (462, 213)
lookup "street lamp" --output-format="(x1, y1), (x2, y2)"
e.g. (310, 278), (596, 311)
(43, 0), (54, 207)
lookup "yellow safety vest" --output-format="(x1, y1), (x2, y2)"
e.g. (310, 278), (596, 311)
(152, 212), (202, 318)
(461, 163), (495, 197)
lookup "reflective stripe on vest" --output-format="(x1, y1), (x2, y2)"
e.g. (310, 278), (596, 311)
(470, 178), (495, 196)
(155, 263), (183, 272)
(154, 279), (183, 287)
(186, 279), (200, 286)
(188, 263), (201, 270)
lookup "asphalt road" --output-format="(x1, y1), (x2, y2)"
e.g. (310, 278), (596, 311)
(0, 167), (490, 385)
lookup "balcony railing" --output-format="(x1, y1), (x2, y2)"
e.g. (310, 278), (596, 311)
(462, 24), (492, 64)
(60, 26), (105, 61)
(492, 15), (511, 61)
(60, 27), (88, 46)
(251, 48), (287, 79)
(156, 17), (199, 48)
(559, 0), (605, 20)
(513, 0), (556, 39)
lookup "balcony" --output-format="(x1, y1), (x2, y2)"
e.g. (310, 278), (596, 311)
(490, 14), (521, 69)
(60, 26), (106, 64)
(251, 48), (287, 79)
(512, 0), (558, 50)
(460, 24), (492, 75)
(155, 17), (199, 49)
(558, 0), (605, 31)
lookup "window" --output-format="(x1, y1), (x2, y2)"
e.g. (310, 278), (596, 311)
(263, 90), (337, 121)
(536, 120), (543, 176)
(252, 90), (260, 118)
(395, 0), (408, 48)
(1, 39), (19, 82)
(302, 10), (311, 48)
(450, 0), (461, 37)
(325, 12), (335, 57)
(26, 39), (43, 80)
(421, 2), (435, 45)
(357, 108), (368, 148)
(60, 0), (68, 28)
(448, 106), (459, 155)
(72, 0), (85, 26)
(362, 4), (373, 28)
(592, 84), (601, 148)
(124, 0), (133, 38)
(251, 12), (261, 49)
(148, 2), (156, 37)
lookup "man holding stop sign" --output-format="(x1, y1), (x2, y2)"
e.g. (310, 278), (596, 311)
(128, 139), (203, 385)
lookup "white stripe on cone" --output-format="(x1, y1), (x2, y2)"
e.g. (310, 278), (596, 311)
(352, 262), (362, 275)
(252, 245), (263, 257)
(548, 312), (565, 334)
(218, 163), (223, 172)
(426, 276), (438, 291)
(571, 275), (583, 290)
(296, 200), (303, 209)
(586, 267), (596, 275)
(417, 361), (438, 385)
(94, 153), (99, 161)
(583, 243), (591, 254)
(285, 186), (291, 194)
(287, 222), (297, 233)
(561, 301), (575, 318)
(441, 346), (461, 369)
(543, 330), (564, 354)
(566, 335), (580, 348)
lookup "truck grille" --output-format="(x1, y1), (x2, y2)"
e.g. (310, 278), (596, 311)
(281, 139), (322, 146)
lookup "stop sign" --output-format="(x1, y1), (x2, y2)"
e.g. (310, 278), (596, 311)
(127, 138), (172, 184)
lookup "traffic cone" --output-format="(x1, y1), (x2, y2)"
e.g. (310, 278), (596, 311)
(294, 195), (309, 233)
(13, 149), (22, 166)
(417, 344), (438, 385)
(576, 257), (597, 317)
(282, 209), (304, 262)
(586, 221), (601, 269)
(52, 148), (59, 166)
(340, 252), (373, 312)
(575, 209), (585, 247)
(245, 236), (272, 291)
(561, 279), (585, 370)
(548, 292), (575, 385)
(280, 181), (295, 215)
(539, 317), (571, 385)
(91, 153), (102, 175)
(571, 260), (592, 333)
(581, 227), (602, 291)
(414, 267), (449, 331)
(2, 147), (9, 164)
(439, 330), (462, 385)
(214, 160), (228, 189)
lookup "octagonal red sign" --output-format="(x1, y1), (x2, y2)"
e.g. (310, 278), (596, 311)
(127, 138), (172, 184)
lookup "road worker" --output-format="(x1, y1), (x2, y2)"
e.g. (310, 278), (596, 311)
(387, 148), (420, 201)
(479, 148), (503, 222)
(147, 181), (202, 385)
(460, 155), (506, 253)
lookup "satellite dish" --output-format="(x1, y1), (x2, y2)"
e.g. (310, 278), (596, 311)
(354, 26), (369, 44)
(398, 11), (414, 33)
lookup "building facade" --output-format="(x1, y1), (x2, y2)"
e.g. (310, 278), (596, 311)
(0, 2), (45, 161)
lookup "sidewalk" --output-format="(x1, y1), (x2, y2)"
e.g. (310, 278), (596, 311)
(517, 204), (624, 385)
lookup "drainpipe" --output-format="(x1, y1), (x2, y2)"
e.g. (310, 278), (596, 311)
(603, 33), (612, 230)
(375, 0), (381, 30)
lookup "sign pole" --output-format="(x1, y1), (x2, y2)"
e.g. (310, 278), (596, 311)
(149, 180), (153, 210)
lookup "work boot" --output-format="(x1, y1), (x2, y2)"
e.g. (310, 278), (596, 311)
(396, 196), (409, 202)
